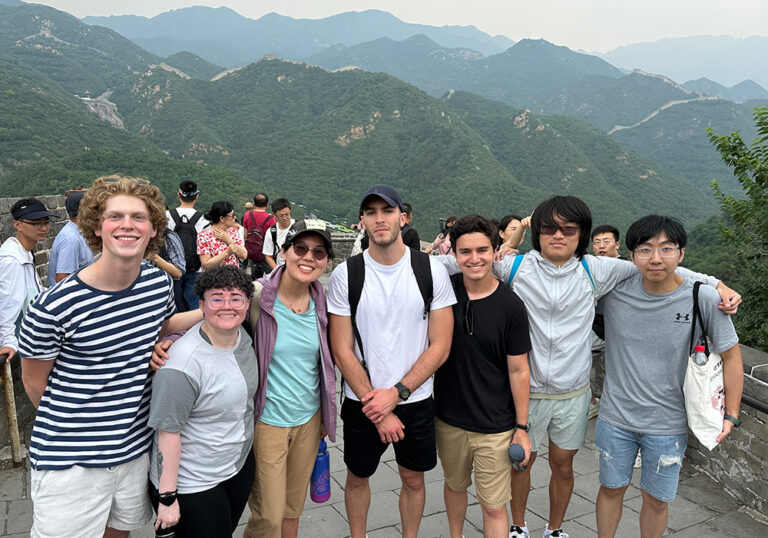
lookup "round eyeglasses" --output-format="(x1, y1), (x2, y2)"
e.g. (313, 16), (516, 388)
(202, 296), (248, 310)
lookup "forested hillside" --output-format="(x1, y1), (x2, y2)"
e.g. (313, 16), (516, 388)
(0, 1), (746, 236)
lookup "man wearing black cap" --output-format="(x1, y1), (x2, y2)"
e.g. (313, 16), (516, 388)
(0, 198), (55, 363)
(327, 184), (456, 538)
(47, 190), (94, 286)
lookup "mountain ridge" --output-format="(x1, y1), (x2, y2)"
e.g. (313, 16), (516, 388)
(83, 7), (515, 66)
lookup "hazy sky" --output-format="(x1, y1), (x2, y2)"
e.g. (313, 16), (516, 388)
(37, 0), (768, 52)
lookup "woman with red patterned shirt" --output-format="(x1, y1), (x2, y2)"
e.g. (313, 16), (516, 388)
(197, 201), (247, 269)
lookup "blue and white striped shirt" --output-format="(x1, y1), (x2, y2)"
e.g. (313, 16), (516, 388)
(19, 262), (175, 470)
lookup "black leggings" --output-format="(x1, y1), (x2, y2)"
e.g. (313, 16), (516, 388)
(149, 449), (255, 537)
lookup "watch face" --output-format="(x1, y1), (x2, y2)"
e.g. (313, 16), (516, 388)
(399, 388), (410, 399)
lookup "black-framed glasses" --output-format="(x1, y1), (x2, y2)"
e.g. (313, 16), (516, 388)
(291, 242), (328, 261)
(202, 296), (248, 310)
(463, 301), (474, 336)
(633, 247), (680, 259)
(19, 219), (51, 228)
(540, 224), (579, 237)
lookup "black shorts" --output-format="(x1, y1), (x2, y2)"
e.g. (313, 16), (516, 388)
(341, 397), (436, 478)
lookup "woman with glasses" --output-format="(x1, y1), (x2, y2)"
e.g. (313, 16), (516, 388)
(198, 201), (247, 269)
(244, 220), (337, 538)
(148, 265), (257, 537)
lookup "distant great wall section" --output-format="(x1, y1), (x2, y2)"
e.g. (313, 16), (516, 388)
(1, 195), (767, 516)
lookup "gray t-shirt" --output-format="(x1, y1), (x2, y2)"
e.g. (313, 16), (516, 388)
(148, 322), (257, 494)
(599, 275), (738, 435)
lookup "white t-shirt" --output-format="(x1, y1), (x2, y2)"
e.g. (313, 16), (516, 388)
(326, 248), (456, 403)
(262, 219), (295, 266)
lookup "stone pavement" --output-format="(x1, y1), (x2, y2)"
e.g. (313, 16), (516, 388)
(2, 416), (766, 537)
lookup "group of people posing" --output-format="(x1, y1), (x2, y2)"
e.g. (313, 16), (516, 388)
(1, 176), (744, 538)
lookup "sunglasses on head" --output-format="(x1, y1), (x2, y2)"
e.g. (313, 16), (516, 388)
(99, 177), (151, 185)
(291, 242), (328, 261)
(540, 224), (579, 237)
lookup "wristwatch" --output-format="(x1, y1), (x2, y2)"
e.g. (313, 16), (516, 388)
(395, 382), (411, 401)
(515, 422), (531, 432)
(158, 490), (178, 506)
(724, 413), (741, 428)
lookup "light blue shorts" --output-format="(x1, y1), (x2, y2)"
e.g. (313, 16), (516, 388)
(528, 388), (591, 451)
(594, 418), (687, 502)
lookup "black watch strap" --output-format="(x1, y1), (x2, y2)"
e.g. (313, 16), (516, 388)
(724, 413), (741, 428)
(515, 422), (531, 432)
(158, 490), (178, 506)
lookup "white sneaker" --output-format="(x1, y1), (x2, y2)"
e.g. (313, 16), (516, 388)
(544, 529), (569, 538)
(509, 524), (530, 538)
(634, 450), (642, 468)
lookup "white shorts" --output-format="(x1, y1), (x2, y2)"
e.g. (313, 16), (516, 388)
(30, 453), (153, 537)
(529, 389), (591, 452)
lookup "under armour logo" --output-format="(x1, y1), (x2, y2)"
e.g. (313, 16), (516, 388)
(674, 313), (691, 322)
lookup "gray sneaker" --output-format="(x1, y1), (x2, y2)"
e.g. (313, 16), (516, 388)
(510, 524), (530, 538)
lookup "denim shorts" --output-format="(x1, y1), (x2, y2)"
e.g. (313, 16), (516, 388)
(594, 418), (687, 502)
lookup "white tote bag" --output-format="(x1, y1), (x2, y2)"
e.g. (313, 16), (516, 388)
(683, 282), (725, 451)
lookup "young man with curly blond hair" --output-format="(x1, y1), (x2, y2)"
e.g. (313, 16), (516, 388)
(20, 175), (202, 538)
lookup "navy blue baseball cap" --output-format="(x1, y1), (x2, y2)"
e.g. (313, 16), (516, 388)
(359, 184), (405, 213)
(65, 191), (85, 217)
(11, 200), (56, 221)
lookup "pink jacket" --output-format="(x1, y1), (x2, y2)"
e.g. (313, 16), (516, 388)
(252, 265), (337, 440)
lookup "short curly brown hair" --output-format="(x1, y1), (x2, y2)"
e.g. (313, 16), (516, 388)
(78, 175), (167, 257)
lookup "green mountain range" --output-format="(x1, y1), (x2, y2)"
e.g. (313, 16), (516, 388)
(0, 1), (741, 236)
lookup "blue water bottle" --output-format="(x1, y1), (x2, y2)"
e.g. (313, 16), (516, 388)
(310, 439), (331, 503)
(508, 443), (527, 471)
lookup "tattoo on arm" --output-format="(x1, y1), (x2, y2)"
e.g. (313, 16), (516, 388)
(157, 451), (164, 478)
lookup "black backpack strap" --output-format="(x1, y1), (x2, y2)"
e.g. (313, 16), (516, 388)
(270, 225), (278, 256)
(169, 208), (182, 227)
(689, 282), (710, 354)
(410, 250), (433, 320)
(188, 211), (202, 227)
(346, 253), (369, 377)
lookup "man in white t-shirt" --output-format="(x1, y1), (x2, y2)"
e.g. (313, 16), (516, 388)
(166, 180), (209, 310)
(262, 198), (295, 269)
(327, 184), (456, 538)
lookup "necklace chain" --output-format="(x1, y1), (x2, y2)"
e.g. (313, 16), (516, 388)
(281, 291), (309, 313)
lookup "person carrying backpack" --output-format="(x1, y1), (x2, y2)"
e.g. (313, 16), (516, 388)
(326, 184), (456, 538)
(243, 193), (276, 278)
(166, 180), (209, 310)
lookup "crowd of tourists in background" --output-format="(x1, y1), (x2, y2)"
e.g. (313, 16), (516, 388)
(0, 176), (744, 538)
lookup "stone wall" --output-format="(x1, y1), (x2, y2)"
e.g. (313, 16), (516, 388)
(0, 195), (67, 450)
